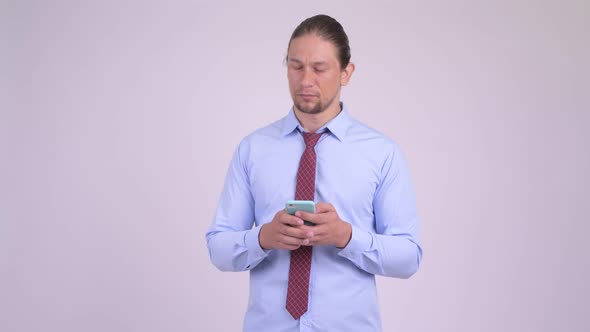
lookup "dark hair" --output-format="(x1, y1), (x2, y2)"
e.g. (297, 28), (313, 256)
(287, 14), (351, 69)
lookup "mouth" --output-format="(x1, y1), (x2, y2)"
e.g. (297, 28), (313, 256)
(297, 93), (318, 101)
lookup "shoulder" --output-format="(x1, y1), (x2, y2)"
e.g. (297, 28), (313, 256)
(346, 118), (414, 185)
(346, 116), (400, 154)
(234, 117), (285, 156)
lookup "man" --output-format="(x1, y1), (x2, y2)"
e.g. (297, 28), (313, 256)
(206, 14), (422, 331)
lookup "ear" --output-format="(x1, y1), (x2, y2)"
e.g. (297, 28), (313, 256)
(340, 62), (355, 86)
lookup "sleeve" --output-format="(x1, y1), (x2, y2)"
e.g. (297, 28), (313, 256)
(205, 140), (270, 272)
(338, 144), (423, 278)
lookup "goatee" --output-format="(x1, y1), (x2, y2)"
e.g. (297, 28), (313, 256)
(295, 101), (324, 114)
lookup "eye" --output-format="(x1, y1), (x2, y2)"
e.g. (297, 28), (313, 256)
(288, 62), (303, 71)
(314, 67), (327, 73)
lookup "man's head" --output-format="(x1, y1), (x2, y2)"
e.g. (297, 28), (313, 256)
(286, 15), (355, 115)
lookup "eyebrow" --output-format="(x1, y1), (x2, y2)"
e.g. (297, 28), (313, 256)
(288, 58), (329, 67)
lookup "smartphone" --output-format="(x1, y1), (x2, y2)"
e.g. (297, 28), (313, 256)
(285, 200), (316, 226)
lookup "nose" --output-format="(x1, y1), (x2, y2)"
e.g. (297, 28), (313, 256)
(301, 67), (314, 87)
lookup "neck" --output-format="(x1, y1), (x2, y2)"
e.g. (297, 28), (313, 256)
(294, 101), (342, 133)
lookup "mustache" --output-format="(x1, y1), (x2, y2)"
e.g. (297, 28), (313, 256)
(295, 90), (319, 96)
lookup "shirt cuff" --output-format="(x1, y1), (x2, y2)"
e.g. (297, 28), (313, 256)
(244, 224), (271, 266)
(338, 224), (373, 257)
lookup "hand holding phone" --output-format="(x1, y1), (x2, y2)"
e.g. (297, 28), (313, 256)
(285, 200), (316, 226)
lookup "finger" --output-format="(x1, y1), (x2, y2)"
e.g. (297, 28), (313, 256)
(281, 225), (314, 240)
(277, 242), (300, 250)
(308, 228), (330, 246)
(279, 234), (311, 247)
(279, 213), (304, 226)
(294, 210), (319, 224)
(308, 227), (330, 245)
(297, 210), (332, 225)
(304, 224), (326, 238)
(315, 202), (335, 213)
(307, 234), (325, 246)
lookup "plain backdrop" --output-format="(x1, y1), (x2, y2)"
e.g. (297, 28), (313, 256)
(2, 0), (589, 331)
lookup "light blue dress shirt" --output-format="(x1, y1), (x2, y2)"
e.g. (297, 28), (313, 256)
(206, 104), (422, 331)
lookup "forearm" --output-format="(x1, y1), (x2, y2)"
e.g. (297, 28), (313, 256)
(338, 225), (422, 278)
(206, 226), (269, 272)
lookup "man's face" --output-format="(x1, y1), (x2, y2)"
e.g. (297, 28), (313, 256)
(287, 34), (351, 114)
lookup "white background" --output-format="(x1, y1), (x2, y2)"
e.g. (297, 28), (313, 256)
(2, 0), (589, 331)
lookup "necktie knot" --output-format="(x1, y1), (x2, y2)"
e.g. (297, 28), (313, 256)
(302, 132), (322, 149)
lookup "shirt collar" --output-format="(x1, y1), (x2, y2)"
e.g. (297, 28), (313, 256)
(280, 102), (352, 142)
